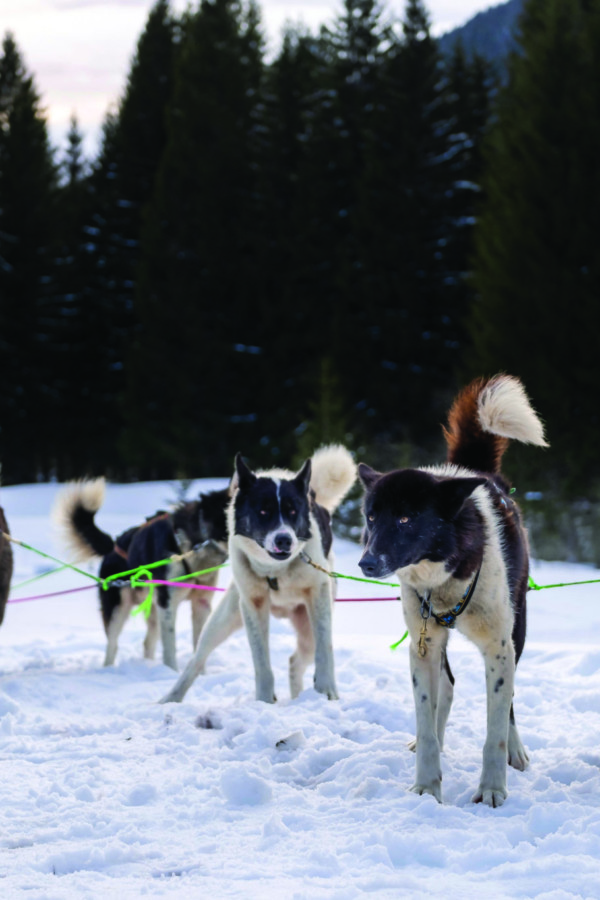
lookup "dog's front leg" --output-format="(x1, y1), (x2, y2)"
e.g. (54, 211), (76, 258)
(408, 632), (445, 803)
(157, 584), (178, 671)
(306, 581), (338, 700)
(241, 592), (276, 703)
(159, 583), (242, 703)
(471, 634), (515, 807)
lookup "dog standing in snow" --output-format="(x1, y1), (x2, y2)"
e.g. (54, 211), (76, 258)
(54, 479), (230, 669)
(358, 375), (548, 807)
(160, 444), (357, 704)
(0, 505), (13, 627)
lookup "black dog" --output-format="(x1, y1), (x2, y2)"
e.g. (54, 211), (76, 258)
(0, 506), (13, 627)
(55, 479), (230, 668)
(358, 375), (548, 807)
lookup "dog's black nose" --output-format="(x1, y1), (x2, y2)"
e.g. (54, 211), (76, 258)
(358, 553), (379, 577)
(274, 532), (292, 552)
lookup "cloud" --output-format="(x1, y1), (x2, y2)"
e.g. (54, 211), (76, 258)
(52, 0), (150, 9)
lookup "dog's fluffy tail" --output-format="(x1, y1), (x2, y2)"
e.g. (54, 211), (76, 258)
(444, 375), (548, 474)
(53, 478), (115, 562)
(310, 444), (357, 512)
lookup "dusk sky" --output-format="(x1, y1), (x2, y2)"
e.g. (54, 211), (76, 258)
(1, 1), (497, 155)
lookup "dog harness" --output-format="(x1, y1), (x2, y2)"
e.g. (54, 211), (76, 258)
(416, 565), (481, 658)
(112, 512), (171, 563)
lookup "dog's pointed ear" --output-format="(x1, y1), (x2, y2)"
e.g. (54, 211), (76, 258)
(358, 463), (382, 491)
(233, 452), (256, 492)
(293, 459), (312, 495)
(438, 477), (486, 518)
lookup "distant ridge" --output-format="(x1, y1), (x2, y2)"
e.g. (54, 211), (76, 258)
(438, 0), (524, 64)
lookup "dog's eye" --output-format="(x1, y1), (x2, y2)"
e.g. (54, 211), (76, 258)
(288, 508), (297, 517)
(399, 516), (409, 525)
(367, 514), (375, 523)
(260, 510), (268, 516)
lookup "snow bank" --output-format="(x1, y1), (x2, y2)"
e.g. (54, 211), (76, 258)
(1, 480), (599, 898)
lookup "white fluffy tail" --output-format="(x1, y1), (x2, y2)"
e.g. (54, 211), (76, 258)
(478, 375), (548, 447)
(52, 478), (112, 562)
(310, 444), (357, 512)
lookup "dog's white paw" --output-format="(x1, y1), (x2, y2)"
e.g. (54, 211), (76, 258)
(508, 736), (530, 771)
(314, 677), (338, 700)
(158, 689), (182, 704)
(472, 785), (508, 808)
(409, 781), (442, 803)
(314, 686), (339, 700)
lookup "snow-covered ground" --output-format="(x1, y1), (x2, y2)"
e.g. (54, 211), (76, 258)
(1, 480), (600, 899)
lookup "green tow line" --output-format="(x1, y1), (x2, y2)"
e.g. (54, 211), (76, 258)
(127, 563), (228, 620)
(6, 530), (600, 642)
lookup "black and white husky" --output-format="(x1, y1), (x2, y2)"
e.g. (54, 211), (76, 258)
(160, 444), (357, 704)
(54, 480), (230, 669)
(358, 375), (548, 807)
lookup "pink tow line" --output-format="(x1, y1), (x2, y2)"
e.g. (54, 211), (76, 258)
(8, 584), (97, 603)
(8, 579), (399, 604)
(142, 579), (398, 602)
(143, 579), (225, 592)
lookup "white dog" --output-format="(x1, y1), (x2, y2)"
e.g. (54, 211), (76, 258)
(161, 445), (356, 703)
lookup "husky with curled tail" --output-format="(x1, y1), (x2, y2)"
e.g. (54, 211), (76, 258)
(358, 375), (548, 807)
(160, 445), (357, 704)
(54, 479), (230, 669)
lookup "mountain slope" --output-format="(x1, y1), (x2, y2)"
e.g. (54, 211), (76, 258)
(439, 0), (523, 63)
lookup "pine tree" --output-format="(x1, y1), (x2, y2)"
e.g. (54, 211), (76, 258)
(441, 43), (493, 365)
(125, 0), (266, 476)
(74, 0), (179, 477)
(44, 114), (93, 478)
(469, 0), (600, 491)
(347, 0), (453, 445)
(282, 1), (393, 451)
(0, 33), (58, 482)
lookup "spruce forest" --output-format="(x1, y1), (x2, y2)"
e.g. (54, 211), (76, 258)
(0, 0), (598, 516)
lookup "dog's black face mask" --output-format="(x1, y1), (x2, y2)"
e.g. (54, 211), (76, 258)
(233, 454), (312, 561)
(357, 464), (485, 579)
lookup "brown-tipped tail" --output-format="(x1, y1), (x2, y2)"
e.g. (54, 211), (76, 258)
(443, 375), (548, 474)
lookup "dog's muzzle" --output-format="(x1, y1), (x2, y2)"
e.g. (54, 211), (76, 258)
(266, 530), (294, 561)
(358, 550), (392, 580)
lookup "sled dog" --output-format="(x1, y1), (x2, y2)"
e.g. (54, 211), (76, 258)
(358, 375), (548, 807)
(54, 479), (230, 668)
(160, 444), (357, 704)
(0, 506), (14, 627)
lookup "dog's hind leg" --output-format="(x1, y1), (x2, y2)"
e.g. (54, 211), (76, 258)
(437, 647), (455, 750)
(103, 586), (132, 667)
(143, 601), (159, 660)
(159, 583), (242, 703)
(508, 703), (529, 770)
(191, 593), (212, 649)
(157, 584), (178, 671)
(507, 581), (529, 770)
(289, 604), (315, 698)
